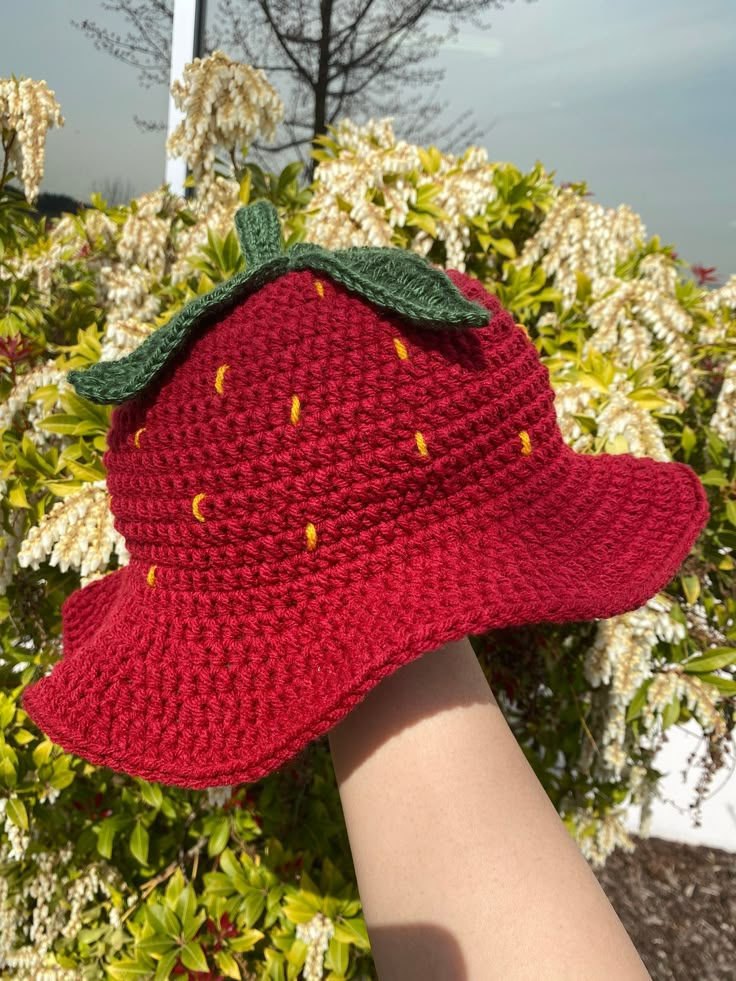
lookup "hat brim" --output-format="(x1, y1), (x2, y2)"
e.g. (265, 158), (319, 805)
(21, 447), (708, 789)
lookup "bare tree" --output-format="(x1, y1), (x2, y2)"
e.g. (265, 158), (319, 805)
(74, 0), (522, 170)
(93, 177), (137, 205)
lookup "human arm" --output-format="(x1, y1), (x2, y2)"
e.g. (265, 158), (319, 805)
(327, 635), (650, 980)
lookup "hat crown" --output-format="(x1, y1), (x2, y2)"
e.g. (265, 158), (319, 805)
(104, 265), (567, 610)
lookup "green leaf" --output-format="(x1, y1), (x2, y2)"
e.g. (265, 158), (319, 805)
(243, 888), (266, 927)
(628, 388), (672, 410)
(97, 814), (127, 860)
(145, 903), (181, 938)
(662, 696), (680, 730)
(130, 821), (150, 865)
(683, 648), (736, 673)
(107, 960), (154, 979)
(405, 211), (438, 237)
(333, 916), (370, 950)
(8, 483), (30, 509)
(697, 672), (736, 695)
(39, 413), (89, 435)
(218, 847), (241, 879)
(138, 779), (163, 810)
(282, 895), (321, 925)
(65, 457), (105, 481)
(625, 678), (653, 723)
(208, 815), (231, 857)
(289, 242), (490, 329)
(136, 935), (177, 956)
(699, 470), (730, 487)
(6, 797), (28, 831)
(180, 941), (209, 973)
(182, 910), (206, 942)
(726, 500), (736, 528)
(175, 883), (197, 929)
(215, 950), (242, 980)
(681, 574), (701, 605)
(154, 949), (181, 981)
(490, 237), (517, 259)
(681, 425), (697, 456)
(325, 936), (349, 975)
(229, 928), (265, 953)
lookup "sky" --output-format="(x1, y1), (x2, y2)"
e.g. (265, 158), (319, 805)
(1, 0), (735, 274)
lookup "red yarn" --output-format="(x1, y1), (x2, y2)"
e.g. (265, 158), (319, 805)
(21, 269), (710, 788)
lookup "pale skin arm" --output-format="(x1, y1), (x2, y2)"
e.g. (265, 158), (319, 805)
(327, 635), (651, 981)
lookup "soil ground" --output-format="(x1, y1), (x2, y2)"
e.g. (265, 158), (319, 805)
(593, 834), (736, 980)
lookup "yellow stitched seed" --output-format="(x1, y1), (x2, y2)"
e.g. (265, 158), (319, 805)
(291, 394), (301, 426)
(393, 337), (409, 360)
(305, 522), (317, 551)
(147, 565), (157, 588)
(192, 493), (207, 522)
(314, 280), (325, 298)
(519, 430), (532, 455)
(134, 427), (146, 448)
(415, 431), (429, 457)
(517, 322), (530, 339)
(215, 363), (230, 394)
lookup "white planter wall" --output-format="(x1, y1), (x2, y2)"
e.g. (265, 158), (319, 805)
(624, 719), (736, 852)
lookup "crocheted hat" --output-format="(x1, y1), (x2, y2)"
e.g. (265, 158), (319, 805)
(21, 201), (709, 789)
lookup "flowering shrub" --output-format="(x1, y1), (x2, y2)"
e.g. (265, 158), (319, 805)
(0, 59), (734, 978)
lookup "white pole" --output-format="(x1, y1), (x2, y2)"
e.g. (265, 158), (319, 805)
(165, 0), (206, 197)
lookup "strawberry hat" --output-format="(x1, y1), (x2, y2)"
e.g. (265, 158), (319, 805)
(21, 201), (709, 789)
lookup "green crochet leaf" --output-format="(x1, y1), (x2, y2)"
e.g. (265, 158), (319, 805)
(234, 199), (283, 266)
(68, 255), (289, 405)
(69, 201), (490, 406)
(288, 244), (490, 328)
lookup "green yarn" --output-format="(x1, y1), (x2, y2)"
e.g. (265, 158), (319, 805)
(234, 200), (283, 267)
(289, 244), (489, 328)
(69, 201), (490, 406)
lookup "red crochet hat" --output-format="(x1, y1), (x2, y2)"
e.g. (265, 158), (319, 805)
(21, 202), (709, 789)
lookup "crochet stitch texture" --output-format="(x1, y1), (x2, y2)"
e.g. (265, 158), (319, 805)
(21, 202), (710, 789)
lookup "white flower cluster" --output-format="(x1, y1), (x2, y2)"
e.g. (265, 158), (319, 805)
(99, 318), (156, 362)
(702, 273), (736, 343)
(582, 593), (686, 779)
(567, 806), (636, 869)
(553, 371), (675, 460)
(18, 209), (119, 299)
(0, 511), (26, 597)
(17, 479), (129, 581)
(170, 175), (242, 285)
(306, 118), (497, 270)
(99, 262), (161, 324)
(586, 260), (696, 399)
(0, 842), (126, 979)
(515, 189), (646, 309)
(167, 51), (284, 187)
(0, 361), (70, 440)
(595, 388), (672, 460)
(642, 669), (726, 737)
(552, 380), (597, 451)
(296, 912), (335, 981)
(709, 359), (736, 451)
(0, 76), (64, 203)
(205, 785), (233, 808)
(117, 188), (183, 280)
